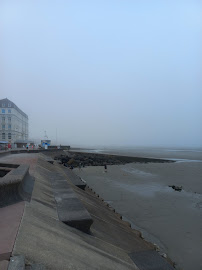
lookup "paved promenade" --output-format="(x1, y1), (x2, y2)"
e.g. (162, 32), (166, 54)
(0, 152), (39, 270)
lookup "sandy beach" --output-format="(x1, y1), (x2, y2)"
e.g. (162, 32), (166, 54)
(74, 149), (202, 270)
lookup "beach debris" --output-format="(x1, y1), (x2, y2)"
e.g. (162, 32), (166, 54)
(153, 243), (160, 251)
(195, 202), (202, 209)
(161, 253), (167, 258)
(169, 185), (182, 192)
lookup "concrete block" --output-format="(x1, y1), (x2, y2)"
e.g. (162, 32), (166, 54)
(44, 157), (54, 164)
(56, 197), (93, 232)
(8, 255), (25, 270)
(0, 164), (34, 207)
(129, 250), (174, 270)
(61, 167), (86, 190)
(50, 172), (93, 233)
(30, 264), (46, 270)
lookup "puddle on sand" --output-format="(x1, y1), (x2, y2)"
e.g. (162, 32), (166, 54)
(116, 182), (170, 197)
(114, 181), (202, 210)
(121, 167), (155, 177)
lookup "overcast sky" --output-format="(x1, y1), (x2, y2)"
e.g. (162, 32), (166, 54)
(0, 0), (201, 148)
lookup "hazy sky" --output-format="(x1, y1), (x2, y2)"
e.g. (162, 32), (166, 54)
(0, 0), (201, 147)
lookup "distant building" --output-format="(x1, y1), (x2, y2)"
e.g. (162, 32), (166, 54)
(41, 140), (51, 148)
(0, 98), (28, 145)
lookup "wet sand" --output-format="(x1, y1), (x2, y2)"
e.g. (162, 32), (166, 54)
(75, 156), (202, 270)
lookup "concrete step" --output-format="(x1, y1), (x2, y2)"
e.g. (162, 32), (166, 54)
(49, 172), (93, 233)
(8, 256), (46, 270)
(59, 165), (86, 190)
(129, 250), (175, 270)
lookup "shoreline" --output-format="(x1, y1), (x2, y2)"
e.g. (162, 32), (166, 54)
(73, 151), (202, 270)
(74, 165), (171, 259)
(81, 172), (173, 264)
(69, 147), (202, 161)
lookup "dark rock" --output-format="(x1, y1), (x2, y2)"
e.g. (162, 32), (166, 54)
(54, 151), (175, 168)
(169, 185), (182, 192)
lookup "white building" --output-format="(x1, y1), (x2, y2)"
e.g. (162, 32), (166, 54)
(0, 98), (28, 145)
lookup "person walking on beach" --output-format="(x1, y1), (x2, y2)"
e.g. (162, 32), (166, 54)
(104, 164), (107, 173)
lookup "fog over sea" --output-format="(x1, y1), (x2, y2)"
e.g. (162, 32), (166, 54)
(75, 147), (202, 270)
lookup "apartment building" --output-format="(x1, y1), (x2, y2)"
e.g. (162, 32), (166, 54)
(0, 98), (28, 145)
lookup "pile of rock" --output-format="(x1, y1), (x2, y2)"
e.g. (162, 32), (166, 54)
(54, 151), (174, 168)
(54, 153), (123, 168)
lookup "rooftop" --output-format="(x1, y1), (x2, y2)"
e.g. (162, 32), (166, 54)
(0, 98), (28, 119)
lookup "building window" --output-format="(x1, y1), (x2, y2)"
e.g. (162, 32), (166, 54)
(8, 109), (11, 113)
(2, 124), (5, 130)
(2, 133), (5, 140)
(8, 133), (11, 139)
(8, 124), (11, 130)
(2, 103), (5, 107)
(8, 117), (11, 122)
(8, 103), (11, 107)
(2, 117), (5, 122)
(2, 109), (5, 113)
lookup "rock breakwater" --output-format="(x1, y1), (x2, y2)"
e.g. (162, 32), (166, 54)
(54, 151), (175, 168)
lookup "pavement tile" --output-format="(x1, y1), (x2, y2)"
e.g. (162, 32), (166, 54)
(0, 260), (9, 270)
(0, 202), (25, 261)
